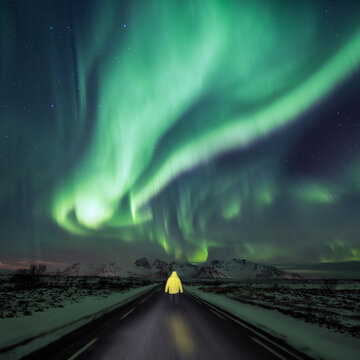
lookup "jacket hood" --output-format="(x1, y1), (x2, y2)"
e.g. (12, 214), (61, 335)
(171, 271), (178, 277)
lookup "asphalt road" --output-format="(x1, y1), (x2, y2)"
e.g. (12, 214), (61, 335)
(23, 286), (310, 360)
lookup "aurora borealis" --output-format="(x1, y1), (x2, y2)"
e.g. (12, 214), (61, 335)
(1, 0), (360, 267)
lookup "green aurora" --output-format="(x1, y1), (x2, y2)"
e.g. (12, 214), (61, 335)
(1, 0), (360, 265)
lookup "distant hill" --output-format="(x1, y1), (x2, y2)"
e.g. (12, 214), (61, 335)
(206, 259), (301, 279)
(0, 269), (15, 275)
(288, 261), (360, 271)
(55, 257), (301, 279)
(275, 261), (360, 279)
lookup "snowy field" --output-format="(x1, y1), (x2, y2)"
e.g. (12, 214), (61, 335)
(0, 274), (155, 319)
(0, 274), (159, 359)
(184, 279), (360, 338)
(184, 280), (360, 360)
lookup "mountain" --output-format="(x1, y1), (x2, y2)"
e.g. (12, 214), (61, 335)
(274, 261), (360, 279)
(192, 265), (229, 279)
(56, 257), (301, 279)
(208, 259), (301, 279)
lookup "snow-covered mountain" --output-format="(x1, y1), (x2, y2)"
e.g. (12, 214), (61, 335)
(57, 257), (301, 279)
(55, 258), (166, 278)
(192, 265), (229, 279)
(207, 259), (302, 279)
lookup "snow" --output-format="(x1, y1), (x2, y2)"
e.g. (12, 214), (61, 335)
(184, 285), (360, 360)
(0, 283), (157, 360)
(57, 257), (300, 279)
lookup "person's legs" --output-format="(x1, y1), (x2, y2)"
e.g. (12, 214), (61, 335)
(174, 292), (179, 305)
(169, 294), (174, 305)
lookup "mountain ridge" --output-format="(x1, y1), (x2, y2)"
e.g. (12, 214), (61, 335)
(54, 257), (302, 279)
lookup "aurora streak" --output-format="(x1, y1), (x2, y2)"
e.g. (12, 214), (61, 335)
(1, 0), (360, 264)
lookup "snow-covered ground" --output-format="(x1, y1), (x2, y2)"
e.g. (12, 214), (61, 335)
(0, 275), (153, 318)
(0, 276), (158, 360)
(184, 283), (360, 360)
(185, 279), (360, 338)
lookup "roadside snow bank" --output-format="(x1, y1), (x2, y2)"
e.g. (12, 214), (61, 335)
(0, 283), (157, 360)
(185, 285), (360, 360)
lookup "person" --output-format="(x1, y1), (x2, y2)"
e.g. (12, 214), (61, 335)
(165, 270), (183, 305)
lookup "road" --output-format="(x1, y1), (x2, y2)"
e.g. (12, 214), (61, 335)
(23, 286), (310, 360)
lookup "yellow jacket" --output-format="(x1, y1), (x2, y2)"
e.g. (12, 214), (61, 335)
(165, 271), (183, 294)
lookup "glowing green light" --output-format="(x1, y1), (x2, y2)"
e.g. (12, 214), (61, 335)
(188, 243), (208, 263)
(49, 0), (360, 261)
(296, 184), (335, 204)
(320, 239), (360, 262)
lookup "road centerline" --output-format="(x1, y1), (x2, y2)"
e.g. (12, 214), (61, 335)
(119, 307), (135, 321)
(67, 337), (99, 360)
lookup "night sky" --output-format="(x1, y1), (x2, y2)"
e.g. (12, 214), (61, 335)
(1, 0), (360, 269)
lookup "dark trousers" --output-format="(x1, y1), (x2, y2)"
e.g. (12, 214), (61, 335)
(169, 293), (179, 305)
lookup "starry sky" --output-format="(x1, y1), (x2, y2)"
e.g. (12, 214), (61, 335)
(1, 0), (360, 269)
